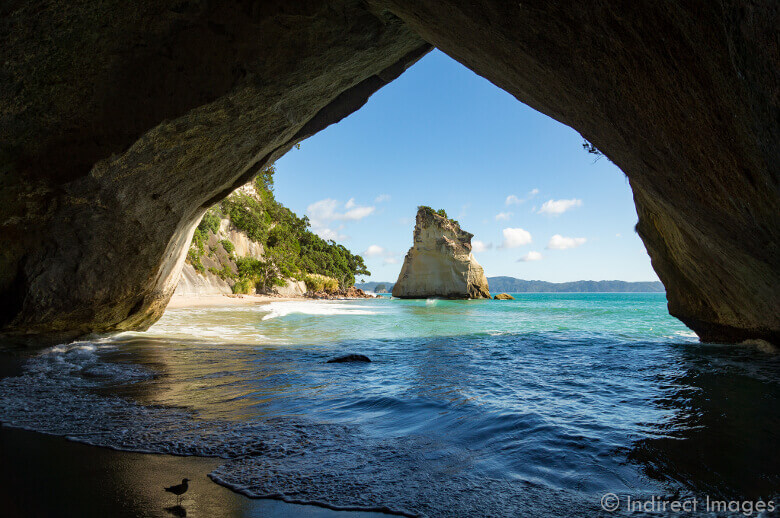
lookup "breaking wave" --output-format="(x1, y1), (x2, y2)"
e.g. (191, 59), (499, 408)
(260, 301), (380, 321)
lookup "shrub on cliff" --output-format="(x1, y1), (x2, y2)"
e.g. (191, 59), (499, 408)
(417, 205), (459, 227)
(221, 194), (272, 243)
(232, 277), (255, 294)
(198, 211), (221, 235)
(187, 164), (370, 289)
(303, 273), (339, 293)
(220, 239), (234, 255)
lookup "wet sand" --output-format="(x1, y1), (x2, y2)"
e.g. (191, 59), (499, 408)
(0, 352), (390, 518)
(0, 427), (398, 518)
(165, 294), (295, 309)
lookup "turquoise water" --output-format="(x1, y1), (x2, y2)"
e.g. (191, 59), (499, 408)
(1, 294), (778, 516)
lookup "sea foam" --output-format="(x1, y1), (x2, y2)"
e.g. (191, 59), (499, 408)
(261, 301), (379, 321)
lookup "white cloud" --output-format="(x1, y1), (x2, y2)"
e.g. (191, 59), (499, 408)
(501, 227), (532, 248)
(546, 234), (586, 250)
(343, 206), (374, 220)
(363, 244), (399, 265)
(307, 199), (340, 223)
(518, 251), (543, 262)
(495, 211), (512, 221)
(538, 198), (582, 215)
(306, 198), (375, 241)
(363, 245), (386, 257)
(375, 194), (391, 203)
(472, 240), (492, 253)
(309, 199), (367, 228)
(307, 198), (375, 224)
(616, 233), (622, 238)
(506, 189), (539, 206)
(316, 227), (347, 241)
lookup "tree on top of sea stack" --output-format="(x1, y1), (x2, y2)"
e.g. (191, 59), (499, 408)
(392, 206), (490, 299)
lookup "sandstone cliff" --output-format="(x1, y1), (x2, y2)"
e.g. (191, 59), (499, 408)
(175, 174), (363, 300)
(393, 208), (490, 299)
(173, 216), (262, 297)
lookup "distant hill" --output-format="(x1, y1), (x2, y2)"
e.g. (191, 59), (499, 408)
(356, 281), (394, 293)
(487, 277), (664, 293)
(357, 278), (664, 293)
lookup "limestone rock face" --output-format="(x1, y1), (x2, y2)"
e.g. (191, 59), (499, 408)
(173, 215), (265, 298)
(174, 264), (232, 297)
(272, 279), (307, 298)
(393, 209), (490, 299)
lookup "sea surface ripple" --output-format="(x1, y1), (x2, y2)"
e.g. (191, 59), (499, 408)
(1, 294), (778, 517)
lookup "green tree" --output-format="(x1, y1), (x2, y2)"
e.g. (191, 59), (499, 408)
(187, 164), (370, 290)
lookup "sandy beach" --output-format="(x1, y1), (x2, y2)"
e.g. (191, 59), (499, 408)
(165, 294), (297, 309)
(0, 426), (396, 518)
(165, 293), (378, 310)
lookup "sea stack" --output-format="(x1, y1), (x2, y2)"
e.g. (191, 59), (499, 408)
(392, 207), (490, 299)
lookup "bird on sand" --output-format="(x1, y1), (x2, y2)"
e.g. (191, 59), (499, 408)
(164, 478), (190, 504)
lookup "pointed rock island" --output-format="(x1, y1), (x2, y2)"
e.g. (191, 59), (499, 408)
(393, 207), (490, 299)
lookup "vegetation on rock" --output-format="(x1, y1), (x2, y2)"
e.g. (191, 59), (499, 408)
(417, 205), (459, 227)
(186, 165), (369, 294)
(302, 273), (340, 294)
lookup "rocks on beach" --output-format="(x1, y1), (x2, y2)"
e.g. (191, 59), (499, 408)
(326, 354), (372, 363)
(306, 287), (373, 300)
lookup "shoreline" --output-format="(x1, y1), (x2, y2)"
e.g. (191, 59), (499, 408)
(166, 293), (377, 310)
(0, 351), (389, 518)
(0, 426), (393, 518)
(166, 293), (300, 309)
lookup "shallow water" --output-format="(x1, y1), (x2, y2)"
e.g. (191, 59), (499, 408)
(1, 294), (778, 516)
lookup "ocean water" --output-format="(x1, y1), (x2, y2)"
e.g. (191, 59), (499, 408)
(1, 293), (778, 517)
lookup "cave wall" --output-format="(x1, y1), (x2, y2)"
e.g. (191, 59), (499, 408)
(0, 0), (429, 342)
(0, 0), (777, 344)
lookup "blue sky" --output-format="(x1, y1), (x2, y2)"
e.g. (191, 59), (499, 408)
(274, 50), (658, 283)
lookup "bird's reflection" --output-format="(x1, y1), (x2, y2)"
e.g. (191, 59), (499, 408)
(164, 504), (187, 517)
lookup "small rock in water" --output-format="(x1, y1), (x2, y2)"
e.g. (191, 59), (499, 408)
(327, 354), (371, 363)
(494, 293), (515, 300)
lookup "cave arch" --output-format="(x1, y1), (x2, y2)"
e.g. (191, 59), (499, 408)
(1, 1), (777, 344)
